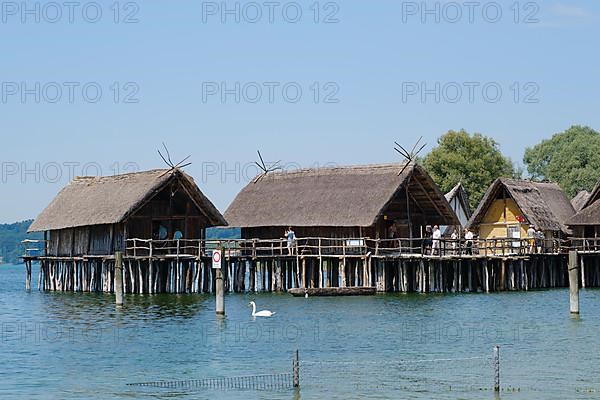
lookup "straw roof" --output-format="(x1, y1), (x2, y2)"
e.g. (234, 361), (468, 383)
(224, 163), (459, 228)
(567, 181), (600, 226)
(567, 201), (600, 226)
(29, 169), (226, 232)
(571, 190), (591, 212)
(580, 180), (600, 210)
(468, 178), (575, 234)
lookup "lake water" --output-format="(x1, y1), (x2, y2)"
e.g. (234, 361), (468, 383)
(1, 263), (599, 399)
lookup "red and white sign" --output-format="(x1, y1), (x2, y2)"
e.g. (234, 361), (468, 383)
(212, 250), (222, 269)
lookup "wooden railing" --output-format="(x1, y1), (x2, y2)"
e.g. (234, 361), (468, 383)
(20, 239), (47, 257)
(23, 236), (594, 260)
(123, 236), (575, 259)
(568, 237), (600, 253)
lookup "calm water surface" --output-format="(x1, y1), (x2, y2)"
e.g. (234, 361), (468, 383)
(1, 263), (599, 399)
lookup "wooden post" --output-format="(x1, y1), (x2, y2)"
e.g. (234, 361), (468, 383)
(292, 349), (300, 388)
(341, 240), (347, 288)
(25, 260), (32, 290)
(493, 346), (500, 393)
(362, 257), (368, 288)
(301, 258), (307, 288)
(249, 260), (256, 292)
(500, 259), (506, 291)
(568, 250), (580, 315)
(38, 260), (43, 291)
(114, 251), (124, 306)
(339, 259), (346, 287)
(581, 255), (586, 288)
(483, 260), (489, 293)
(215, 266), (225, 315)
(308, 259), (314, 288)
(318, 238), (323, 287)
(275, 259), (282, 292)
(367, 256), (372, 287)
(216, 246), (225, 316)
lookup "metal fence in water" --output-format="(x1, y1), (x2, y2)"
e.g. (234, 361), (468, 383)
(127, 350), (301, 392)
(128, 373), (294, 391)
(128, 347), (600, 397)
(127, 349), (501, 395)
(301, 355), (496, 395)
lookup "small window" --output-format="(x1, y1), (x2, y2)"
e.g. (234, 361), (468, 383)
(507, 225), (520, 239)
(507, 225), (521, 248)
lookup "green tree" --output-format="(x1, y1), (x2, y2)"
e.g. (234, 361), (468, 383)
(523, 125), (600, 198)
(423, 129), (517, 210)
(0, 220), (42, 264)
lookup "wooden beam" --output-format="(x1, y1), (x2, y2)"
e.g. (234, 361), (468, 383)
(412, 176), (447, 221)
(123, 222), (128, 253)
(120, 174), (177, 222)
(176, 175), (214, 224)
(406, 176), (413, 242)
(406, 191), (427, 217)
(109, 224), (114, 254)
(374, 166), (415, 226)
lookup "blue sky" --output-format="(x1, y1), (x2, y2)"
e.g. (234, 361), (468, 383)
(1, 1), (599, 223)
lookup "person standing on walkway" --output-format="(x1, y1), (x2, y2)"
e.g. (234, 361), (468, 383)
(536, 227), (545, 254)
(527, 225), (536, 254)
(451, 229), (459, 255)
(423, 226), (433, 255)
(464, 228), (474, 255)
(432, 225), (442, 255)
(285, 227), (296, 256)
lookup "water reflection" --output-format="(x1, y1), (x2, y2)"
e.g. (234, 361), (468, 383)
(37, 292), (210, 323)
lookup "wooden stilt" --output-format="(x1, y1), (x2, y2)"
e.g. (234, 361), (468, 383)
(25, 261), (32, 290)
(301, 258), (307, 289)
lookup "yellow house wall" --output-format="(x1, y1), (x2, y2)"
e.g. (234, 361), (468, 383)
(478, 199), (528, 239)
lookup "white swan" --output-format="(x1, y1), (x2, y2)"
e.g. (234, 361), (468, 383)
(249, 301), (275, 317)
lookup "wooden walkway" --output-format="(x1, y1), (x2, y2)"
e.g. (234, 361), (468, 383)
(19, 237), (600, 294)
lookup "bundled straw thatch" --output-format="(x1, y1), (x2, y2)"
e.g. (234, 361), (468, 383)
(29, 169), (226, 232)
(571, 190), (591, 213)
(468, 178), (575, 234)
(225, 163), (458, 229)
(567, 181), (600, 226)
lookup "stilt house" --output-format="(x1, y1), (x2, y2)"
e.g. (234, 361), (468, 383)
(567, 181), (600, 241)
(467, 178), (575, 247)
(28, 168), (226, 257)
(224, 163), (459, 242)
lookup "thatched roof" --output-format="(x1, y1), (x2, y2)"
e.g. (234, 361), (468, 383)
(571, 190), (591, 212)
(445, 182), (472, 220)
(224, 163), (459, 228)
(583, 180), (600, 209)
(467, 178), (575, 234)
(567, 181), (600, 226)
(567, 201), (600, 226)
(29, 169), (226, 232)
